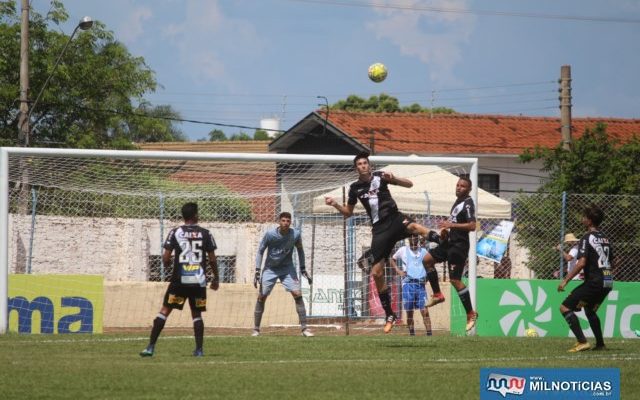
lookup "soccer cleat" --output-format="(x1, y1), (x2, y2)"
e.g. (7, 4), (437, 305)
(426, 293), (445, 308)
(301, 328), (315, 337)
(383, 314), (397, 334)
(139, 346), (154, 357)
(465, 311), (478, 333)
(592, 344), (607, 351)
(251, 329), (260, 337)
(193, 348), (204, 357)
(426, 330), (433, 336)
(568, 342), (592, 353)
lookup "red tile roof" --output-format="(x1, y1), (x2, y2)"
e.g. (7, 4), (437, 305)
(324, 111), (640, 155)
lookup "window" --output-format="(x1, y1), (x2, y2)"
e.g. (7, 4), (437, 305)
(209, 255), (236, 283)
(148, 255), (171, 282)
(458, 173), (500, 196)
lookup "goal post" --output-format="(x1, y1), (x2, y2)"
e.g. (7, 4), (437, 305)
(0, 147), (478, 335)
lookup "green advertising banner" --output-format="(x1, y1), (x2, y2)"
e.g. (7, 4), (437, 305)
(8, 275), (104, 334)
(450, 280), (640, 338)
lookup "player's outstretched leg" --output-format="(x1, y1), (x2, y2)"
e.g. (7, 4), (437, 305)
(424, 253), (445, 307)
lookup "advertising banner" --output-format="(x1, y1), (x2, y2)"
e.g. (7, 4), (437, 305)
(8, 275), (104, 334)
(450, 279), (640, 338)
(477, 220), (514, 263)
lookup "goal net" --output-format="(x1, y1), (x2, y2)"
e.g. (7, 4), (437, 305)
(0, 148), (478, 335)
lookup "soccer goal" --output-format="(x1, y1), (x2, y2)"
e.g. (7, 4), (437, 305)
(0, 147), (478, 335)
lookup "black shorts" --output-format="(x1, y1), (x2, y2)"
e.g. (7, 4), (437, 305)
(429, 243), (468, 280)
(163, 282), (207, 312)
(562, 281), (611, 312)
(370, 212), (414, 264)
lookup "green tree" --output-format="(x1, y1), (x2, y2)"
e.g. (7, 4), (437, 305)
(253, 129), (270, 140)
(228, 132), (251, 141)
(208, 129), (227, 141)
(0, 0), (183, 148)
(330, 94), (454, 114)
(515, 123), (640, 278)
(127, 103), (186, 143)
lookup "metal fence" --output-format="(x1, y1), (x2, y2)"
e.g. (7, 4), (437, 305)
(505, 192), (640, 281)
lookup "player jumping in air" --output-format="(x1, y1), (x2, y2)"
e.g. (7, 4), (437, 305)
(325, 152), (442, 334)
(423, 177), (478, 334)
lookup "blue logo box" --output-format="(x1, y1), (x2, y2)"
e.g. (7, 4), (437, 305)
(480, 368), (620, 400)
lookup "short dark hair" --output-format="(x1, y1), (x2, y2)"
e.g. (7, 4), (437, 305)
(353, 151), (370, 166)
(279, 211), (292, 220)
(584, 204), (604, 227)
(182, 202), (198, 221)
(458, 176), (473, 188)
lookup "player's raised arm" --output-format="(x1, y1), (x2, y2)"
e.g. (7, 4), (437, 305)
(325, 196), (355, 218)
(382, 171), (413, 188)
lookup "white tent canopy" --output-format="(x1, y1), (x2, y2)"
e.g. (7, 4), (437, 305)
(312, 163), (512, 219)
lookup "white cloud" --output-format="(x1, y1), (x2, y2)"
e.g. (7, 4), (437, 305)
(161, 0), (263, 87)
(366, 0), (475, 86)
(118, 6), (153, 43)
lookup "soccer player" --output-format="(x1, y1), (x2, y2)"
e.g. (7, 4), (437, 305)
(325, 152), (442, 334)
(423, 177), (478, 334)
(253, 212), (314, 337)
(140, 202), (219, 357)
(558, 204), (613, 352)
(390, 235), (433, 336)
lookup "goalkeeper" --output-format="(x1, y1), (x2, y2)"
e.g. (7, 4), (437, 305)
(252, 212), (314, 337)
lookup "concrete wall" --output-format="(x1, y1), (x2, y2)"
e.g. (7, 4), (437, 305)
(103, 281), (453, 332)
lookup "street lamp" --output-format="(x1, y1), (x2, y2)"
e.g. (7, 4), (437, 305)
(21, 16), (93, 146)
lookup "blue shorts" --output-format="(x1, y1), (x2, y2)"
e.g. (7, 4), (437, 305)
(259, 266), (301, 296)
(402, 280), (427, 310)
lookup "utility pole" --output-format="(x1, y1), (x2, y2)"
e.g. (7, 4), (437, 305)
(559, 65), (572, 151)
(18, 0), (30, 147)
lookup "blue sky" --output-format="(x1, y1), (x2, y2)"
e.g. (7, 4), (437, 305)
(55, 0), (640, 141)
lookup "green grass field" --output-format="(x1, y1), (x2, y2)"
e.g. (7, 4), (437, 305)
(1, 333), (638, 399)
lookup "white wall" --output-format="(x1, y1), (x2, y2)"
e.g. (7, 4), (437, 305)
(478, 156), (547, 196)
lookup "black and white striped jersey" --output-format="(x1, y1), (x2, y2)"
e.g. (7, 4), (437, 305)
(348, 171), (399, 225)
(448, 196), (476, 247)
(164, 224), (217, 284)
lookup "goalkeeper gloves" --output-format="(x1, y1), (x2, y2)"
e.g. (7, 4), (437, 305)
(253, 270), (260, 288)
(302, 270), (313, 285)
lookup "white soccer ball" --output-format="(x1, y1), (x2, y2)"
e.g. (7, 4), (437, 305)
(525, 328), (539, 337)
(368, 63), (388, 83)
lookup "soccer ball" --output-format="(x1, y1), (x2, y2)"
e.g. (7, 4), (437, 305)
(368, 63), (388, 83)
(525, 328), (539, 337)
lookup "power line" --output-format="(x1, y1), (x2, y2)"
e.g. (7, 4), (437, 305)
(287, 0), (640, 24)
(438, 98), (557, 108)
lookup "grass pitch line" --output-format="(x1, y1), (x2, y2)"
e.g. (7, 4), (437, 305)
(192, 353), (640, 366)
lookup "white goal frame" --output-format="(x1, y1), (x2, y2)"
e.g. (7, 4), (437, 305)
(0, 147), (478, 334)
